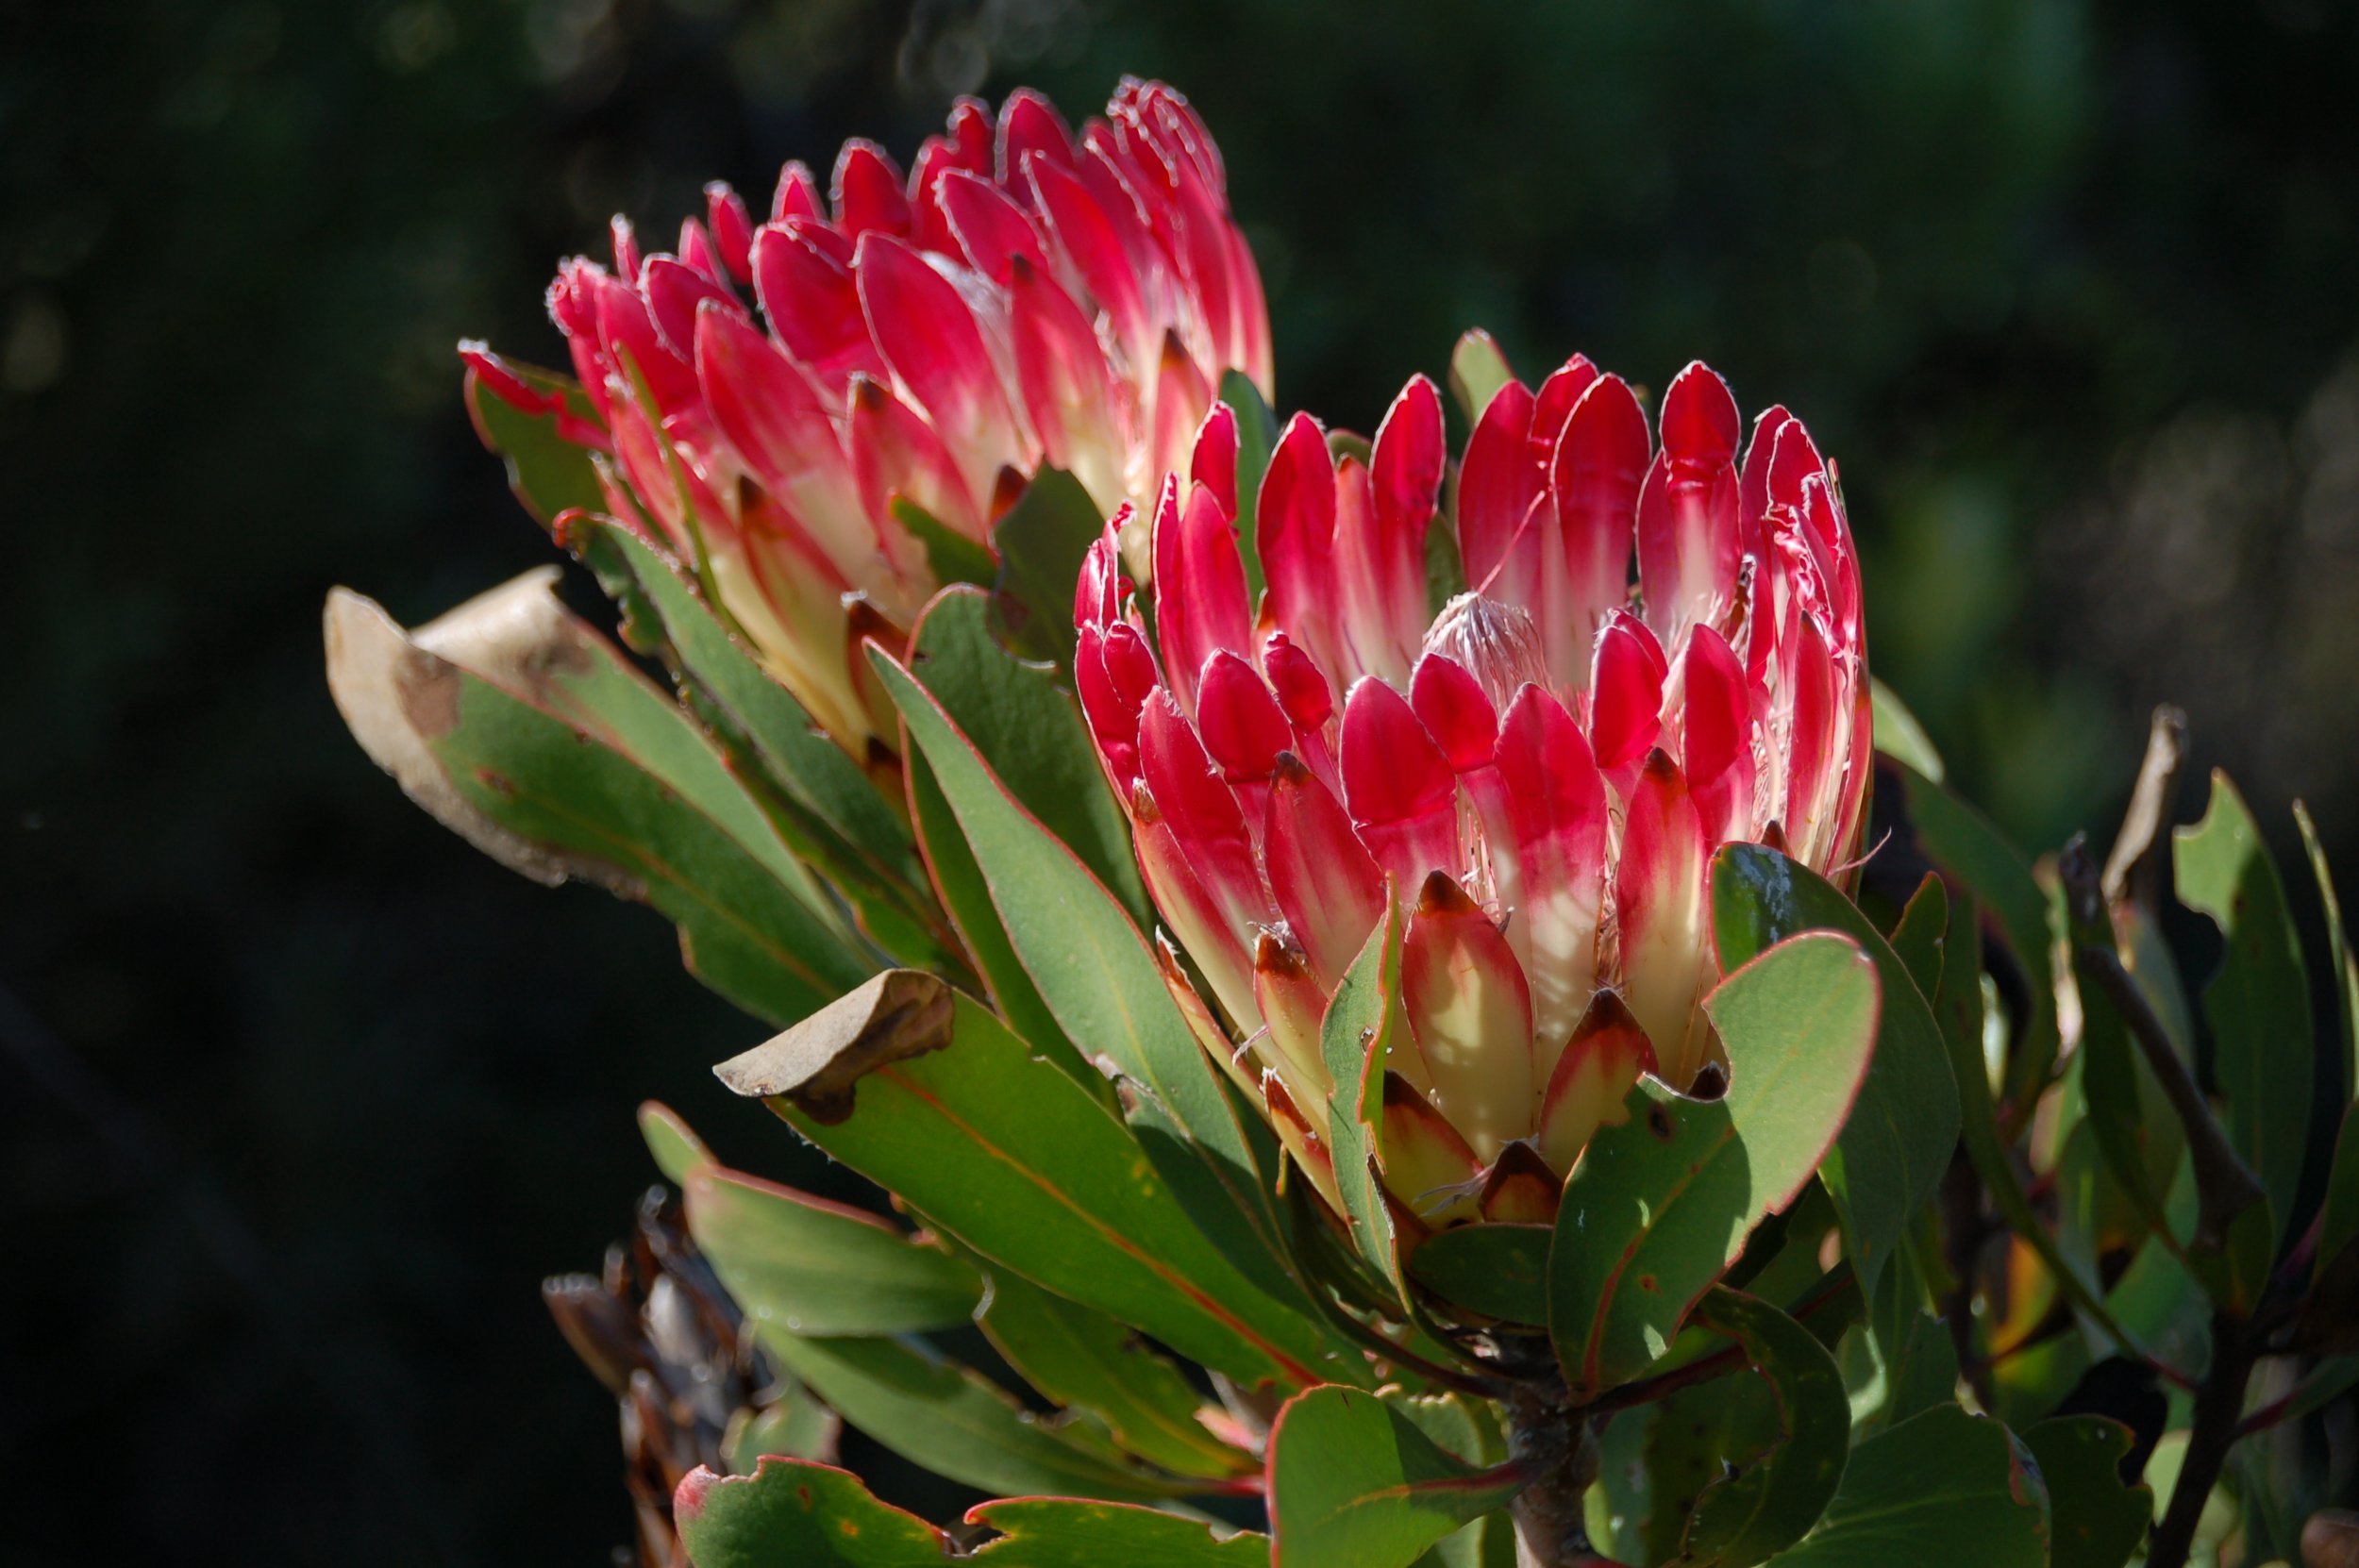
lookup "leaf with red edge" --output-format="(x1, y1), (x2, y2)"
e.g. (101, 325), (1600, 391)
(1266, 1386), (1530, 1568)
(717, 979), (1352, 1392)
(676, 1460), (1267, 1568)
(1547, 931), (1880, 1399)
(1711, 843), (1962, 1299)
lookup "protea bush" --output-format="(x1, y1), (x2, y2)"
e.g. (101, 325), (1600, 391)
(328, 77), (2359, 1568)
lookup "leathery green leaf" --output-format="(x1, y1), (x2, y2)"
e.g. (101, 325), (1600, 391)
(760, 1330), (1198, 1503)
(1549, 932), (1880, 1399)
(1868, 678), (1945, 784)
(1935, 887), (2150, 1355)
(1446, 328), (1515, 425)
(909, 588), (1151, 931)
(1673, 1288), (1852, 1568)
(638, 1099), (714, 1185)
(583, 520), (944, 962)
(2174, 770), (2314, 1236)
(1889, 759), (2059, 1109)
(2296, 800), (2359, 1092)
(2320, 1107), (2359, 1292)
(462, 357), (604, 525)
(677, 1459), (1267, 1568)
(1765, 1405), (2048, 1566)
(1267, 1386), (1529, 1568)
(324, 581), (869, 1026)
(685, 1167), (980, 1337)
(991, 465), (1107, 667)
(873, 644), (1310, 1304)
(1409, 1224), (1551, 1326)
(1321, 898), (1411, 1302)
(1713, 845), (1961, 1298)
(2022, 1416), (2150, 1568)
(891, 493), (995, 591)
(1381, 1392), (1517, 1568)
(971, 1259), (1254, 1480)
(904, 742), (1099, 1101)
(722, 981), (1347, 1391)
(1217, 369), (1278, 603)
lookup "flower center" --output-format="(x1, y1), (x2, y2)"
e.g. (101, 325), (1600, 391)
(1422, 592), (1550, 713)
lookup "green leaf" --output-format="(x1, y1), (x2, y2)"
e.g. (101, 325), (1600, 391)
(1713, 845), (1963, 1298)
(2318, 1108), (2359, 1290)
(677, 1457), (943, 1568)
(1884, 875), (1948, 1009)
(1646, 1361), (1782, 1565)
(1446, 329), (1515, 425)
(1548, 931), (1881, 1398)
(759, 1328), (1195, 1502)
(1868, 678), (1944, 784)
(1890, 760), (2059, 1110)
(1676, 1288), (1852, 1568)
(1765, 1406), (2048, 1566)
(325, 582), (870, 1026)
(2297, 799), (2359, 1095)
(722, 1384), (839, 1473)
(794, 1333), (1171, 1496)
(972, 1259), (1254, 1480)
(676, 1456), (1265, 1568)
(891, 494), (996, 590)
(874, 645), (1305, 1293)
(2063, 867), (2184, 1249)
(1217, 369), (1278, 604)
(1933, 888), (2150, 1355)
(904, 742), (1097, 1097)
(462, 357), (604, 525)
(1408, 1225), (1551, 1326)
(991, 466), (1107, 667)
(1266, 1386), (1530, 1568)
(909, 588), (1151, 932)
(1842, 1307), (1959, 1437)
(1321, 900), (1413, 1302)
(2021, 1416), (2150, 1568)
(583, 521), (945, 967)
(639, 1099), (715, 1184)
(2174, 770), (2314, 1237)
(686, 1166), (981, 1337)
(720, 980), (1347, 1390)
(964, 1499), (1270, 1566)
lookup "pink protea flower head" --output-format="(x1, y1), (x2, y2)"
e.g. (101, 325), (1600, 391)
(467, 80), (1270, 758)
(1074, 353), (1870, 1227)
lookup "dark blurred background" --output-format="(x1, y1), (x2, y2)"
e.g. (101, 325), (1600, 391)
(6, 0), (2358, 1560)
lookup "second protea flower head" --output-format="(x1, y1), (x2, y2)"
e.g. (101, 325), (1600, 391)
(1074, 352), (1869, 1227)
(468, 79), (1269, 759)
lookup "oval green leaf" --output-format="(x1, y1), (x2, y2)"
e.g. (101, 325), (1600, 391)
(1548, 931), (1881, 1398)
(1712, 844), (1961, 1297)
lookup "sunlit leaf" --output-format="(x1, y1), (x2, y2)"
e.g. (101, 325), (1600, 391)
(718, 977), (1350, 1391)
(1548, 931), (1881, 1398)
(686, 1165), (981, 1337)
(325, 579), (870, 1026)
(1266, 1386), (1529, 1568)
(1713, 845), (1962, 1298)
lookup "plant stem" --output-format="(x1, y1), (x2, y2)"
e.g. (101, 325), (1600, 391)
(2148, 1311), (2258, 1568)
(1506, 1384), (1611, 1566)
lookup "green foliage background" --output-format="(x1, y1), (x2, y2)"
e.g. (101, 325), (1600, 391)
(3, 0), (2355, 1561)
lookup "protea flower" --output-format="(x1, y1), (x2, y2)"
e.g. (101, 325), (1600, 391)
(466, 79), (1270, 758)
(1072, 353), (1869, 1227)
